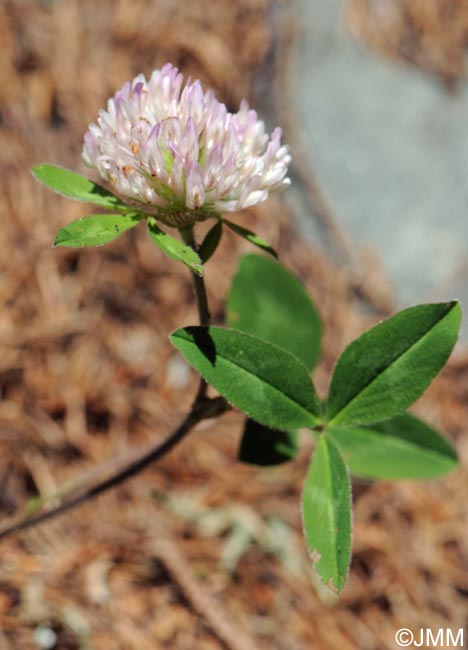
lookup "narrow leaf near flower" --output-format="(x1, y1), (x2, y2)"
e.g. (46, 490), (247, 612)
(170, 326), (321, 430)
(222, 219), (277, 258)
(32, 164), (130, 211)
(147, 220), (203, 276)
(199, 220), (223, 263)
(54, 213), (142, 248)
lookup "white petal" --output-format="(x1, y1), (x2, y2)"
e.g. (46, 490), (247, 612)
(81, 63), (291, 213)
(186, 162), (205, 209)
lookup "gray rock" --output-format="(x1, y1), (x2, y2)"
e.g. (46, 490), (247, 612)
(291, 0), (468, 339)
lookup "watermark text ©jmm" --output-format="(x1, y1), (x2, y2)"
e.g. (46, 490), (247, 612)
(395, 628), (464, 647)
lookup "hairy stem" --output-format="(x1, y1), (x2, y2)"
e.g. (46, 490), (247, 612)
(181, 227), (210, 326)
(0, 232), (222, 541)
(0, 396), (229, 541)
(181, 226), (210, 402)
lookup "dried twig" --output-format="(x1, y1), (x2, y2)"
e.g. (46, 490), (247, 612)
(0, 393), (230, 541)
(153, 538), (261, 650)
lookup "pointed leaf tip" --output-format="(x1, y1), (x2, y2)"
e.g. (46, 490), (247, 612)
(329, 412), (458, 479)
(53, 213), (142, 248)
(147, 221), (203, 275)
(328, 301), (462, 426)
(170, 326), (320, 430)
(199, 220), (223, 263)
(302, 434), (352, 593)
(32, 163), (131, 211)
(222, 218), (277, 258)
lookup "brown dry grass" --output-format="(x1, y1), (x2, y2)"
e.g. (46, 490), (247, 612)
(0, 1), (467, 649)
(347, 0), (468, 89)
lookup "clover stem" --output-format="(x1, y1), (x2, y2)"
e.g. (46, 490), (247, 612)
(0, 228), (229, 541)
(180, 227), (211, 327)
(0, 395), (230, 541)
(179, 226), (213, 403)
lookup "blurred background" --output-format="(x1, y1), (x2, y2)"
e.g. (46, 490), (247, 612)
(0, 1), (467, 649)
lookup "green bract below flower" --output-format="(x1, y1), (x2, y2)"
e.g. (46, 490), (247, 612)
(82, 63), (291, 227)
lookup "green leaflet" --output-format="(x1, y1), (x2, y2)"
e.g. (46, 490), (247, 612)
(54, 213), (142, 247)
(327, 302), (462, 425)
(199, 220), (223, 263)
(148, 220), (203, 276)
(170, 326), (320, 429)
(32, 164), (130, 211)
(328, 412), (457, 479)
(227, 254), (322, 370)
(302, 433), (351, 593)
(222, 218), (277, 258)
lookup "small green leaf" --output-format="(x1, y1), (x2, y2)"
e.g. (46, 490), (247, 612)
(222, 218), (277, 258)
(148, 220), (203, 276)
(302, 433), (351, 593)
(170, 326), (321, 429)
(327, 302), (462, 426)
(328, 413), (457, 479)
(227, 254), (322, 370)
(239, 419), (298, 466)
(199, 220), (223, 263)
(32, 164), (130, 211)
(53, 213), (142, 248)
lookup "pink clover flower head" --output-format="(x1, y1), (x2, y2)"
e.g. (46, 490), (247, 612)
(82, 63), (291, 227)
